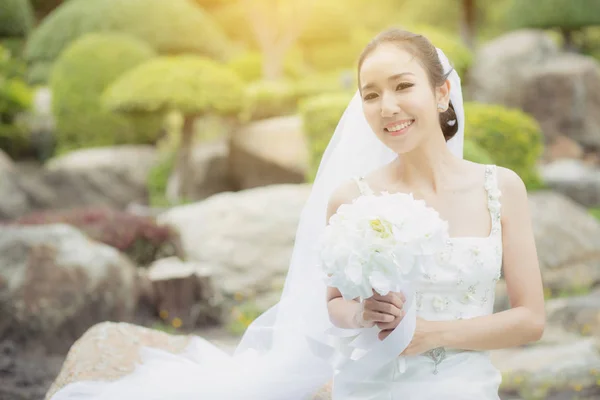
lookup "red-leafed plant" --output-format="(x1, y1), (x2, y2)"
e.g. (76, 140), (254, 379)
(9, 207), (185, 266)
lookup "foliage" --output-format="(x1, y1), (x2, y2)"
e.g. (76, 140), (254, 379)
(0, 44), (33, 159)
(403, 24), (474, 79)
(50, 33), (161, 154)
(508, 0), (600, 31)
(226, 50), (306, 83)
(24, 0), (230, 83)
(226, 299), (264, 336)
(464, 102), (544, 189)
(242, 80), (298, 121)
(103, 55), (245, 117)
(293, 70), (355, 102)
(299, 92), (354, 181)
(462, 139), (494, 165)
(0, 0), (34, 38)
(12, 206), (185, 266)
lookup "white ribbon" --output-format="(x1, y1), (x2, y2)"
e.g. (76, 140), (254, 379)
(307, 284), (417, 399)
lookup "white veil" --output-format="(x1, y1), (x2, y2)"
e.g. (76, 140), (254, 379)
(49, 48), (464, 400)
(231, 47), (465, 398)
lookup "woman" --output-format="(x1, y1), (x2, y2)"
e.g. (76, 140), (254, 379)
(323, 28), (545, 399)
(49, 28), (545, 400)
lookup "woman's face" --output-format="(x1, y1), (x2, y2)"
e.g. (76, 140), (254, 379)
(359, 43), (448, 154)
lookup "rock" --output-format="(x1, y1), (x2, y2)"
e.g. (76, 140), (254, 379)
(492, 338), (600, 399)
(545, 135), (584, 161)
(157, 184), (312, 309)
(468, 30), (559, 107)
(520, 54), (600, 148)
(0, 224), (138, 353)
(539, 159), (600, 207)
(166, 138), (234, 203)
(0, 150), (32, 220)
(529, 191), (600, 295)
(469, 30), (600, 150)
(546, 289), (600, 338)
(146, 257), (224, 328)
(42, 145), (158, 209)
(229, 116), (309, 190)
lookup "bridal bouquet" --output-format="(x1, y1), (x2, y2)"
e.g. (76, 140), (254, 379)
(318, 192), (449, 301)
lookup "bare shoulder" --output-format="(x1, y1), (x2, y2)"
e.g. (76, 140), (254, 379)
(325, 179), (362, 222)
(495, 166), (529, 221)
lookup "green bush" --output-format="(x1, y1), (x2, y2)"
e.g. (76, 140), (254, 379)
(299, 92), (354, 181)
(464, 102), (544, 189)
(242, 80), (298, 121)
(508, 0), (600, 31)
(462, 138), (494, 165)
(103, 55), (245, 117)
(50, 33), (161, 154)
(0, 44), (33, 159)
(294, 71), (355, 103)
(24, 0), (230, 84)
(0, 0), (34, 38)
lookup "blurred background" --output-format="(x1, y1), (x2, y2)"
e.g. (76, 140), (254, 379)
(1, 0), (600, 399)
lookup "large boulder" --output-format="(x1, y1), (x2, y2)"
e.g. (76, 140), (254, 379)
(469, 30), (600, 151)
(539, 159), (600, 207)
(157, 184), (312, 309)
(0, 224), (138, 353)
(528, 191), (600, 296)
(0, 150), (32, 220)
(228, 116), (309, 190)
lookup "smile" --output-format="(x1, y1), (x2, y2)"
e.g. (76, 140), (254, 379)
(384, 119), (414, 136)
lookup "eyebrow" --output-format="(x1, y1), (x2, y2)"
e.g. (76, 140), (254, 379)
(361, 72), (415, 91)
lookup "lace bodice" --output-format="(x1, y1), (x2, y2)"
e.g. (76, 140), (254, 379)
(353, 165), (503, 323)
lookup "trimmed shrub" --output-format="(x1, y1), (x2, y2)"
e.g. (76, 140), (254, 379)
(227, 50), (307, 83)
(103, 55), (245, 199)
(50, 33), (161, 154)
(294, 71), (355, 103)
(12, 207), (185, 266)
(464, 102), (544, 189)
(242, 80), (298, 121)
(24, 0), (230, 83)
(508, 0), (600, 31)
(462, 138), (494, 165)
(103, 55), (245, 117)
(0, 0), (34, 38)
(0, 44), (33, 159)
(299, 92), (354, 181)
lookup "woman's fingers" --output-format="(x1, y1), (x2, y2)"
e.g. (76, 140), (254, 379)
(375, 310), (406, 330)
(362, 310), (395, 323)
(365, 297), (403, 317)
(372, 291), (405, 310)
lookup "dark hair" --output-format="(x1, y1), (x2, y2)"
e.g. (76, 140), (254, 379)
(358, 28), (458, 141)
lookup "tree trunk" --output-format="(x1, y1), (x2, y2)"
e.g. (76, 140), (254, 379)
(562, 28), (578, 53)
(460, 0), (476, 50)
(176, 115), (195, 200)
(262, 45), (285, 81)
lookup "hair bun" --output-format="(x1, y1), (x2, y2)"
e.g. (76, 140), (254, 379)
(440, 101), (458, 141)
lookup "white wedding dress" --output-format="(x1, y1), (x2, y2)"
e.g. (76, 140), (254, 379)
(339, 164), (503, 399)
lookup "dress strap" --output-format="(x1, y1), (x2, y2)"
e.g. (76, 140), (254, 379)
(483, 165), (502, 235)
(352, 176), (374, 196)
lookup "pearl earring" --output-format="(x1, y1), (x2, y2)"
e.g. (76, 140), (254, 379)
(437, 103), (446, 112)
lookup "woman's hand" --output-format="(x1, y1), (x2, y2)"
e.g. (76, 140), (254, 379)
(376, 317), (442, 354)
(356, 291), (406, 329)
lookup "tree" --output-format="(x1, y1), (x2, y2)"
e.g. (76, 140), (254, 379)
(508, 0), (600, 52)
(0, 0), (34, 38)
(240, 0), (316, 80)
(24, 0), (230, 83)
(103, 56), (245, 199)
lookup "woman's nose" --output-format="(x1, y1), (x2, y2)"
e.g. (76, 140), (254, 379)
(380, 92), (400, 117)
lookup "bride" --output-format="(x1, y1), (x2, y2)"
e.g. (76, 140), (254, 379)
(49, 28), (545, 400)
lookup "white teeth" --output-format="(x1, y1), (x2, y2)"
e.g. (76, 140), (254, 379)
(387, 120), (413, 132)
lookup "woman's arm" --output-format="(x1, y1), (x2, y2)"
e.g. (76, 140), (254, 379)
(404, 168), (546, 354)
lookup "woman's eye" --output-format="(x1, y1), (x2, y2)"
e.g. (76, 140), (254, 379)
(364, 93), (378, 101)
(396, 83), (414, 91)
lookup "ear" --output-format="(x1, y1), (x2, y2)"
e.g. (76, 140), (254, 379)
(435, 79), (451, 109)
